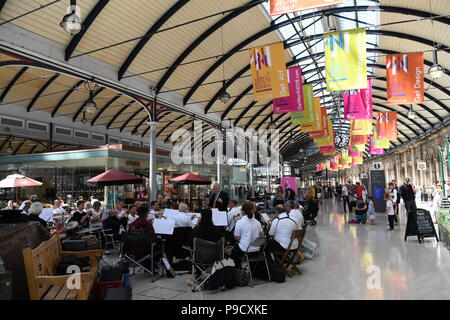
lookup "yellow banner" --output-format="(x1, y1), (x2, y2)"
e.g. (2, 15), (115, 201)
(300, 97), (322, 132)
(350, 144), (366, 152)
(354, 156), (363, 164)
(249, 42), (289, 101)
(291, 84), (313, 125)
(350, 119), (372, 136)
(325, 28), (367, 91)
(373, 129), (390, 149)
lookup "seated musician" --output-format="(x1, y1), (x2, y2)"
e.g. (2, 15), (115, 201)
(69, 200), (89, 228)
(116, 201), (128, 229)
(188, 208), (225, 247)
(285, 200), (304, 228)
(149, 201), (163, 220)
(103, 209), (121, 239)
(174, 202), (196, 228)
(28, 202), (48, 227)
(266, 206), (300, 262)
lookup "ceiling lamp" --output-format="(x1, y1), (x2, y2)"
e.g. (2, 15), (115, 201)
(429, 50), (444, 79)
(219, 81), (231, 104)
(407, 105), (417, 119)
(289, 132), (295, 145)
(6, 141), (13, 154)
(82, 84), (98, 114)
(60, 0), (82, 36)
(269, 114), (276, 129)
(81, 111), (88, 124)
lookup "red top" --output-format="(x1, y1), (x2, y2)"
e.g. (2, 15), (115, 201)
(356, 185), (363, 198)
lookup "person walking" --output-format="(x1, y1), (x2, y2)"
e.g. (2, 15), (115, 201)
(283, 183), (296, 202)
(342, 183), (350, 213)
(388, 182), (399, 225)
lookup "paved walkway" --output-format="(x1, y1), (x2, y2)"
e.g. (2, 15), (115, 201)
(129, 199), (450, 300)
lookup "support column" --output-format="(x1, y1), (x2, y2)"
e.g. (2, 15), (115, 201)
(148, 121), (158, 202)
(411, 148), (416, 185)
(267, 165), (271, 193)
(395, 155), (401, 182)
(403, 152), (408, 179)
(249, 164), (255, 199)
(217, 128), (224, 188)
(418, 145), (424, 189)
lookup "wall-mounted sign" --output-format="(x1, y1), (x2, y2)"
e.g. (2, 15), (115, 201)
(417, 161), (427, 171)
(361, 173), (368, 179)
(372, 162), (383, 170)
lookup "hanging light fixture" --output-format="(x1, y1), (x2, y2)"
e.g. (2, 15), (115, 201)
(60, 0), (82, 35)
(429, 49), (444, 79)
(82, 81), (98, 115)
(289, 131), (295, 145)
(219, 25), (231, 104)
(269, 114), (276, 129)
(407, 104), (417, 119)
(81, 112), (88, 124)
(6, 140), (13, 154)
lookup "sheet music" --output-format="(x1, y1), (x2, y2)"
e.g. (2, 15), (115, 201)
(212, 210), (228, 226)
(261, 213), (270, 224)
(19, 203), (25, 210)
(153, 218), (175, 235)
(163, 209), (180, 220)
(39, 208), (54, 222)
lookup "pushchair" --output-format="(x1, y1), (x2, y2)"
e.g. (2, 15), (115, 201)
(303, 200), (319, 226)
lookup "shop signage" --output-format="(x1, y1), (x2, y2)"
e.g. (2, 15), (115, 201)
(405, 208), (438, 242)
(417, 161), (427, 171)
(372, 162), (383, 170)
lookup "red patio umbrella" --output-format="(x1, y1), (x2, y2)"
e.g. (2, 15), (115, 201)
(87, 169), (142, 186)
(169, 172), (211, 185)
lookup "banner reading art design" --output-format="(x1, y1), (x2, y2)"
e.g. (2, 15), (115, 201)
(291, 84), (313, 125)
(325, 28), (367, 91)
(376, 112), (398, 140)
(386, 52), (424, 105)
(344, 78), (373, 120)
(270, 0), (343, 16)
(309, 108), (329, 139)
(249, 42), (289, 101)
(274, 66), (304, 114)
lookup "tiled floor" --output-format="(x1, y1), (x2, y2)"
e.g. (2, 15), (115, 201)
(129, 199), (450, 300)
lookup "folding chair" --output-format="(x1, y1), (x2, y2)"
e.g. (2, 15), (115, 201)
(187, 237), (225, 292)
(119, 232), (159, 281)
(271, 229), (307, 277)
(242, 237), (270, 287)
(101, 225), (119, 254)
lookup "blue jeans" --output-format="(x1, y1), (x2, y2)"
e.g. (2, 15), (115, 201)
(356, 214), (367, 223)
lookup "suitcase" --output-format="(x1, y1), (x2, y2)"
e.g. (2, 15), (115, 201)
(81, 235), (100, 249)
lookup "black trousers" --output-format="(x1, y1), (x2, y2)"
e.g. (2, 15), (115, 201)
(265, 239), (286, 264)
(230, 244), (245, 268)
(388, 215), (395, 230)
(342, 196), (350, 213)
(405, 200), (418, 233)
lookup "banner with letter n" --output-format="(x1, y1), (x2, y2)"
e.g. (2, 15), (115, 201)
(386, 52), (424, 105)
(290, 83), (313, 125)
(344, 78), (373, 120)
(273, 66), (304, 114)
(325, 28), (367, 91)
(269, 0), (343, 16)
(376, 112), (398, 140)
(249, 42), (289, 101)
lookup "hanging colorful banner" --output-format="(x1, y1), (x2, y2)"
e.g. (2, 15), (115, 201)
(369, 136), (385, 155)
(386, 52), (424, 105)
(344, 78), (373, 120)
(354, 156), (363, 165)
(350, 144), (366, 152)
(320, 145), (336, 154)
(300, 97), (322, 132)
(350, 119), (372, 136)
(273, 66), (304, 114)
(291, 84), (313, 125)
(281, 177), (297, 191)
(270, 0), (343, 15)
(350, 134), (368, 145)
(376, 112), (398, 140)
(249, 42), (289, 101)
(324, 28), (367, 91)
(326, 160), (331, 170)
(348, 146), (362, 157)
(314, 118), (334, 147)
(309, 108), (329, 139)
(373, 128), (390, 149)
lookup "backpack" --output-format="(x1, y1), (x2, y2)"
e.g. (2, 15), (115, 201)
(251, 260), (285, 283)
(232, 268), (250, 287)
(206, 266), (236, 290)
(55, 255), (91, 275)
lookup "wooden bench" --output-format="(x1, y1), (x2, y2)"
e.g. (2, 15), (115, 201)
(23, 233), (102, 300)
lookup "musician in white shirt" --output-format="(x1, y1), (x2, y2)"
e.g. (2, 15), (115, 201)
(126, 205), (138, 229)
(86, 201), (103, 228)
(53, 200), (66, 215)
(174, 202), (196, 228)
(285, 200), (304, 228)
(226, 200), (241, 231)
(148, 201), (162, 220)
(268, 207), (300, 256)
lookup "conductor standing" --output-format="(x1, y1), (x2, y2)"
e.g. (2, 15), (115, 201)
(209, 183), (229, 212)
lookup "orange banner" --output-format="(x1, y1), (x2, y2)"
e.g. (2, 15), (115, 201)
(309, 107), (329, 139)
(270, 0), (343, 15)
(350, 135), (368, 145)
(386, 52), (424, 105)
(249, 42), (289, 101)
(300, 97), (322, 132)
(376, 112), (398, 140)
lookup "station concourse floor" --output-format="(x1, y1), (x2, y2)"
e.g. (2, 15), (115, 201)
(128, 199), (450, 300)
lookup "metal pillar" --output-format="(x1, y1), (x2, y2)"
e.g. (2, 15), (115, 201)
(438, 145), (446, 197)
(411, 148), (416, 186)
(217, 127), (223, 188)
(266, 165), (271, 193)
(249, 164), (255, 199)
(148, 121), (158, 202)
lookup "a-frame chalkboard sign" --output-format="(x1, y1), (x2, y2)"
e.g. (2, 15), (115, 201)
(404, 209), (439, 243)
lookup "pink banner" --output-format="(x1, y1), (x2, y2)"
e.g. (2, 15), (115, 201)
(369, 136), (385, 155)
(348, 146), (362, 157)
(320, 146), (336, 154)
(330, 160), (337, 170)
(344, 78), (373, 120)
(281, 177), (297, 191)
(273, 67), (304, 114)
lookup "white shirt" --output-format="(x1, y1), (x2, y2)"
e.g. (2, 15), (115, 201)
(234, 216), (263, 252)
(288, 209), (304, 228)
(269, 212), (300, 250)
(174, 212), (194, 228)
(342, 186), (349, 196)
(53, 207), (65, 215)
(88, 209), (103, 227)
(386, 200), (394, 215)
(226, 207), (241, 231)
(389, 188), (398, 203)
(127, 213), (137, 228)
(117, 209), (127, 219)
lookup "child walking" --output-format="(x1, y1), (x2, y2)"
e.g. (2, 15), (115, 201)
(367, 196), (375, 224)
(385, 193), (395, 230)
